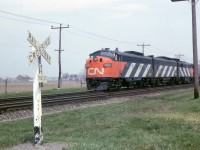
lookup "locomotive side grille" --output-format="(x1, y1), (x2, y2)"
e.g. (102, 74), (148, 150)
(179, 67), (191, 77)
(171, 67), (177, 77)
(183, 68), (188, 77)
(123, 63), (151, 78)
(180, 68), (184, 77)
(134, 64), (144, 77)
(186, 68), (191, 77)
(166, 66), (173, 77)
(123, 63), (190, 78)
(142, 64), (151, 77)
(155, 65), (163, 77)
(155, 65), (178, 77)
(164, 66), (170, 77)
(125, 63), (136, 77)
(161, 66), (168, 77)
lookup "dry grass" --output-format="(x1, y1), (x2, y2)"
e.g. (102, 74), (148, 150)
(0, 81), (86, 94)
(153, 112), (200, 124)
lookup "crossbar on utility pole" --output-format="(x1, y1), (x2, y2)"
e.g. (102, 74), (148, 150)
(175, 54), (184, 60)
(137, 43), (150, 55)
(51, 24), (69, 89)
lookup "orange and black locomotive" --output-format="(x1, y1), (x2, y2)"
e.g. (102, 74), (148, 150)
(85, 48), (194, 90)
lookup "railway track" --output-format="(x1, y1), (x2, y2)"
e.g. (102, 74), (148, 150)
(0, 84), (193, 113)
(0, 91), (107, 113)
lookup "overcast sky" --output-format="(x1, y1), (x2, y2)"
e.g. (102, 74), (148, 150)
(0, 0), (199, 78)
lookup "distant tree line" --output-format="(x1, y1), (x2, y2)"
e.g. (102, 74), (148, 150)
(62, 73), (86, 82)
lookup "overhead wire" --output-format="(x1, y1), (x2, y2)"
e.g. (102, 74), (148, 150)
(0, 9), (194, 60)
(69, 25), (138, 45)
(148, 45), (175, 56)
(67, 28), (193, 61)
(0, 9), (60, 25)
(0, 15), (50, 26)
(0, 9), (139, 46)
(66, 30), (123, 44)
(68, 25), (193, 60)
(66, 25), (195, 60)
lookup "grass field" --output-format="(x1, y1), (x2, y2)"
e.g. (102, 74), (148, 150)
(0, 81), (87, 98)
(0, 81), (86, 93)
(0, 89), (200, 149)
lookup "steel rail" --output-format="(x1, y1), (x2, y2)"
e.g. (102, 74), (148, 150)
(0, 91), (107, 112)
(0, 84), (192, 113)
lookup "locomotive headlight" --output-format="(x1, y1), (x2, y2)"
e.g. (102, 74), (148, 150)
(104, 63), (112, 68)
(93, 57), (98, 62)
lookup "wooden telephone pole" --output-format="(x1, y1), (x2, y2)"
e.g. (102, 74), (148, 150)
(137, 43), (150, 55)
(171, 0), (199, 98)
(51, 24), (69, 88)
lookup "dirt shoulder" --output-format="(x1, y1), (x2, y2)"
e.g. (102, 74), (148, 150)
(3, 142), (68, 150)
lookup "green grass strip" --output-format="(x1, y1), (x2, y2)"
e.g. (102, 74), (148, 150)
(0, 89), (200, 149)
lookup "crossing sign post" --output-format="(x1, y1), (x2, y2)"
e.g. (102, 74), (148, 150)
(27, 31), (51, 145)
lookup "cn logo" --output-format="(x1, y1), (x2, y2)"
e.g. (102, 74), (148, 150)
(88, 68), (104, 75)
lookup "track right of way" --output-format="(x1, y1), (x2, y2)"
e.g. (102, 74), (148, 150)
(0, 84), (193, 122)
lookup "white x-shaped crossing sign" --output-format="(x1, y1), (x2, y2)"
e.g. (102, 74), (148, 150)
(27, 31), (51, 65)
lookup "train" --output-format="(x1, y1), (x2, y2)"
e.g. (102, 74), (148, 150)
(85, 48), (196, 90)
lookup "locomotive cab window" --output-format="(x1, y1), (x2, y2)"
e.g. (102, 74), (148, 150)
(100, 51), (114, 58)
(114, 54), (117, 60)
(114, 54), (120, 61)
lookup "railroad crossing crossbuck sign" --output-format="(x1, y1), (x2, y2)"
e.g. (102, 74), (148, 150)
(27, 31), (51, 145)
(28, 31), (51, 65)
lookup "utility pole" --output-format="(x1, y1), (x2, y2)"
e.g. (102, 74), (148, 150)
(175, 54), (184, 60)
(55, 48), (64, 87)
(5, 78), (7, 94)
(171, 0), (199, 98)
(191, 0), (199, 98)
(51, 24), (69, 89)
(137, 43), (150, 55)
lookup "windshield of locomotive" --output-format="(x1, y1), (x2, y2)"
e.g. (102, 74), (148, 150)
(90, 51), (114, 58)
(100, 51), (114, 58)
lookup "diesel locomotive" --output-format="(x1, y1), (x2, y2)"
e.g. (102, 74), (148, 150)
(85, 48), (194, 90)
